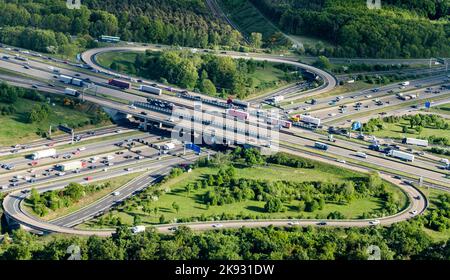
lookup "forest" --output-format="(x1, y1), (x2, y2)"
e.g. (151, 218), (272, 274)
(248, 0), (450, 58)
(0, 0), (243, 52)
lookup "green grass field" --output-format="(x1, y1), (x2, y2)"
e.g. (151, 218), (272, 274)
(0, 98), (107, 146)
(370, 119), (450, 141)
(428, 103), (450, 116)
(96, 51), (294, 98)
(419, 187), (450, 242)
(96, 51), (139, 73)
(23, 172), (144, 221)
(82, 163), (407, 228)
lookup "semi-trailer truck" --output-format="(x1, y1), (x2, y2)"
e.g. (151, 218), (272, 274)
(388, 150), (415, 162)
(57, 161), (87, 172)
(59, 75), (84, 87)
(402, 138), (429, 147)
(139, 85), (162, 95)
(108, 79), (130, 89)
(64, 88), (80, 97)
(30, 149), (56, 160)
(226, 109), (249, 121)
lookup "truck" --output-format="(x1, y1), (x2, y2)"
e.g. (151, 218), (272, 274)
(268, 95), (284, 104)
(64, 88), (79, 97)
(57, 161), (87, 172)
(227, 109), (249, 121)
(71, 78), (83, 87)
(388, 150), (415, 162)
(139, 85), (161, 95)
(297, 114), (321, 126)
(163, 143), (176, 150)
(30, 149), (56, 160)
(227, 98), (250, 109)
(401, 81), (410, 86)
(314, 142), (329, 151)
(131, 226), (146, 234)
(59, 75), (84, 87)
(403, 138), (429, 147)
(59, 75), (73, 84)
(108, 79), (130, 89)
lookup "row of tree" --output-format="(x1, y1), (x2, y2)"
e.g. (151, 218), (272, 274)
(130, 50), (297, 98)
(1, 220), (449, 260)
(28, 182), (112, 217)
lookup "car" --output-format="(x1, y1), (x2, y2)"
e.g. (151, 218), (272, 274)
(336, 159), (346, 164)
(317, 222), (327, 226)
(168, 226), (178, 231)
(369, 220), (380, 225)
(411, 210), (418, 216)
(212, 224), (223, 228)
(57, 172), (66, 176)
(112, 191), (120, 196)
(31, 84), (38, 88)
(125, 167), (134, 171)
(141, 111), (148, 116)
(393, 175), (402, 180)
(85, 176), (93, 181)
(287, 221), (300, 226)
(77, 147), (86, 151)
(74, 73), (80, 77)
(415, 196), (421, 200)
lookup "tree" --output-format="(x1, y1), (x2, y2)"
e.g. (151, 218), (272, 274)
(250, 32), (263, 49)
(172, 202), (180, 214)
(264, 197), (286, 213)
(133, 215), (142, 226)
(313, 56), (331, 69)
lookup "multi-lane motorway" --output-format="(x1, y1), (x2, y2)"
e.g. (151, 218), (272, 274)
(0, 43), (448, 236)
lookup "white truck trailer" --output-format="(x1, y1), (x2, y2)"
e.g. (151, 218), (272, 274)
(31, 149), (56, 160)
(163, 143), (176, 150)
(403, 138), (429, 147)
(139, 85), (162, 95)
(388, 150), (415, 162)
(57, 161), (87, 172)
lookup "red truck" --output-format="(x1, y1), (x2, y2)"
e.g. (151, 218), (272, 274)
(108, 79), (130, 89)
(226, 109), (249, 121)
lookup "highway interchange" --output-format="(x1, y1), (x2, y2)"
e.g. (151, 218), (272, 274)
(0, 42), (448, 236)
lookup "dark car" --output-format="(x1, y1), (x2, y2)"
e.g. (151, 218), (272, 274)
(317, 222), (327, 226)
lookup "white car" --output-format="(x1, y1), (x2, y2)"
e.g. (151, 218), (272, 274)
(212, 224), (223, 228)
(128, 105), (137, 110)
(411, 210), (418, 216)
(365, 95), (372, 98)
(0, 185), (9, 190)
(112, 191), (120, 196)
(288, 221), (300, 226)
(77, 147), (86, 151)
(125, 167), (134, 171)
(369, 220), (380, 225)
(336, 159), (346, 164)
(57, 172), (66, 176)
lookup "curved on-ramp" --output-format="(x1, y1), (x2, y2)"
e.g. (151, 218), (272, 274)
(2, 166), (428, 237)
(81, 46), (337, 102)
